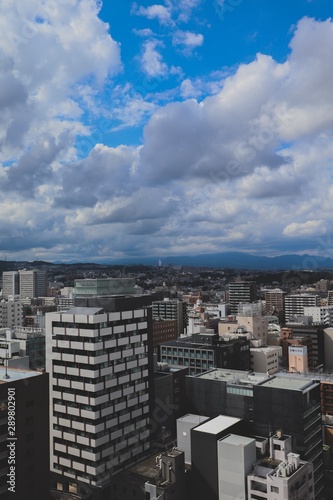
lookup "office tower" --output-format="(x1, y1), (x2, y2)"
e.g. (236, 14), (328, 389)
(0, 367), (49, 499)
(0, 299), (24, 328)
(46, 294), (154, 499)
(19, 270), (36, 298)
(284, 294), (320, 323)
(228, 281), (257, 315)
(1, 271), (19, 298)
(152, 298), (188, 336)
(36, 270), (48, 297)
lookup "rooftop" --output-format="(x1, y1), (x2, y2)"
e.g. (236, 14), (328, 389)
(0, 367), (43, 384)
(194, 415), (241, 435)
(219, 433), (255, 447)
(194, 368), (271, 386)
(258, 376), (316, 391)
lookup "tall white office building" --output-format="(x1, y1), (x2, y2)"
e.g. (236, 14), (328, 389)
(46, 294), (153, 499)
(1, 271), (19, 298)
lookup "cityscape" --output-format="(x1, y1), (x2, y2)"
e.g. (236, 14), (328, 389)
(2, 0), (333, 499)
(0, 261), (333, 499)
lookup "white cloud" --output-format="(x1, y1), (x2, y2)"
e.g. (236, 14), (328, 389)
(131, 3), (173, 25)
(173, 30), (204, 48)
(140, 40), (169, 77)
(283, 220), (327, 237)
(2, 12), (333, 260)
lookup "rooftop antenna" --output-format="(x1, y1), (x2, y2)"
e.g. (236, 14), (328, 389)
(3, 341), (10, 379)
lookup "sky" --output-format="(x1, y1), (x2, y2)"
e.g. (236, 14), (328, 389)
(1, 0), (333, 263)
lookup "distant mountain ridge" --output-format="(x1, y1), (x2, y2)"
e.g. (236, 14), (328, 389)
(2, 252), (333, 271)
(99, 251), (333, 270)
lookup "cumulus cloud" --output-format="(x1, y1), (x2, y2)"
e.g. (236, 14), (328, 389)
(172, 30), (204, 51)
(131, 3), (173, 25)
(140, 40), (169, 77)
(283, 220), (327, 237)
(2, 11), (333, 261)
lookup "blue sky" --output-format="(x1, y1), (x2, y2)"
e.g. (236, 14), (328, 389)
(0, 0), (333, 262)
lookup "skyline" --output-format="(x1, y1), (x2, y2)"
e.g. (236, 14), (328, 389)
(1, 1), (333, 262)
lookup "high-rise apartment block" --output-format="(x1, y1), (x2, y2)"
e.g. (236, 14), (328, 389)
(152, 298), (188, 336)
(265, 288), (286, 315)
(285, 294), (320, 323)
(228, 281), (257, 314)
(46, 294), (153, 499)
(0, 299), (24, 328)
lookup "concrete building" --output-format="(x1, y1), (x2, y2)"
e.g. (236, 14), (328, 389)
(237, 303), (269, 346)
(152, 318), (178, 353)
(152, 298), (188, 336)
(0, 299), (24, 328)
(285, 294), (320, 323)
(46, 294), (154, 499)
(0, 367), (49, 499)
(111, 448), (188, 500)
(288, 345), (309, 373)
(185, 368), (324, 499)
(253, 377), (324, 499)
(288, 325), (325, 372)
(74, 278), (136, 298)
(250, 345), (282, 374)
(159, 332), (250, 376)
(1, 271), (19, 298)
(191, 415), (245, 500)
(176, 413), (209, 464)
(218, 433), (256, 500)
(0, 326), (46, 370)
(264, 288), (286, 316)
(19, 270), (37, 298)
(247, 433), (314, 500)
(323, 328), (333, 371)
(304, 306), (333, 326)
(228, 281), (257, 315)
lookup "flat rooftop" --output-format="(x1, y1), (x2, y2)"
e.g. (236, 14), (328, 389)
(258, 376), (316, 391)
(219, 434), (255, 447)
(0, 368), (43, 383)
(177, 413), (209, 425)
(194, 368), (271, 386)
(194, 415), (241, 435)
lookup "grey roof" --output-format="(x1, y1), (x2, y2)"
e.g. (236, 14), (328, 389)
(0, 368), (42, 383)
(194, 415), (241, 435)
(63, 307), (104, 315)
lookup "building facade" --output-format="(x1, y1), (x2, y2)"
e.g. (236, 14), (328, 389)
(46, 295), (154, 499)
(228, 282), (257, 315)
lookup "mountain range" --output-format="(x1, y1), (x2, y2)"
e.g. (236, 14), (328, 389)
(96, 252), (333, 271)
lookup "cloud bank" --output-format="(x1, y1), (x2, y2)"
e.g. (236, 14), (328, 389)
(0, 5), (333, 262)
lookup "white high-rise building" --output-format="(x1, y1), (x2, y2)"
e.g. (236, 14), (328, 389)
(0, 298), (24, 327)
(1, 271), (19, 297)
(46, 295), (153, 498)
(285, 294), (319, 323)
